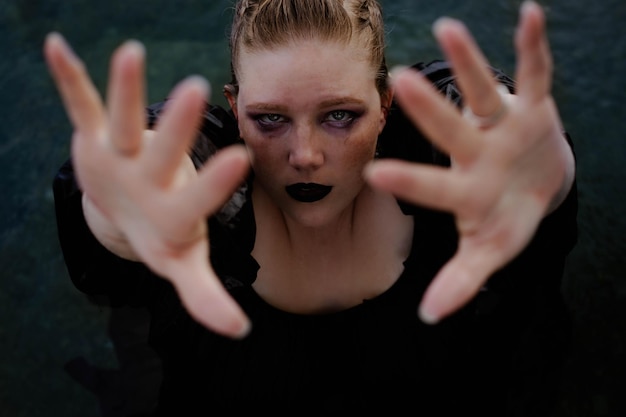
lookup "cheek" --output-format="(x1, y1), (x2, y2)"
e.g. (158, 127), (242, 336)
(246, 144), (279, 180)
(239, 129), (285, 185)
(344, 140), (376, 168)
(240, 123), (279, 160)
(342, 121), (379, 167)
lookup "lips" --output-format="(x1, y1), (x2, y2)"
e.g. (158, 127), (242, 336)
(285, 183), (332, 203)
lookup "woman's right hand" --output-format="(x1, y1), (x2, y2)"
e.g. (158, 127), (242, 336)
(44, 33), (252, 339)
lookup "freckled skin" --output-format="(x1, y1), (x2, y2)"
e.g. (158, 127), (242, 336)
(228, 40), (388, 228)
(222, 39), (415, 314)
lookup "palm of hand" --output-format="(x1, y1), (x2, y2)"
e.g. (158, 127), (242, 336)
(45, 35), (251, 338)
(44, 2), (573, 334)
(365, 3), (574, 323)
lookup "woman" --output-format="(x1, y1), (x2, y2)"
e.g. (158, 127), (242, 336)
(46, 0), (577, 414)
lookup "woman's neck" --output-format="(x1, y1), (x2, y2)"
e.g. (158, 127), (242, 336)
(249, 183), (414, 314)
(286, 206), (359, 255)
(252, 183), (366, 258)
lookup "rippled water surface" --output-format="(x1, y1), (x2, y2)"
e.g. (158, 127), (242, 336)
(0, 1), (624, 415)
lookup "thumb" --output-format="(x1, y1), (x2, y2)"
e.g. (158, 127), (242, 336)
(167, 245), (251, 339)
(418, 244), (498, 324)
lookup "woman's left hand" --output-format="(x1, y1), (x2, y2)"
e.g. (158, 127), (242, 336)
(365, 1), (575, 324)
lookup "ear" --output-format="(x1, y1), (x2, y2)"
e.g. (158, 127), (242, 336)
(223, 84), (239, 119)
(378, 88), (393, 133)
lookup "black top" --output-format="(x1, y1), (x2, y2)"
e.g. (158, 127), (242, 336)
(52, 61), (578, 416)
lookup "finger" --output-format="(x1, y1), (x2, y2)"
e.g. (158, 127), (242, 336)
(44, 33), (106, 137)
(418, 244), (497, 324)
(364, 159), (467, 213)
(514, 1), (552, 103)
(180, 145), (251, 221)
(107, 41), (146, 156)
(433, 18), (503, 118)
(391, 68), (482, 165)
(143, 77), (210, 187)
(418, 197), (544, 324)
(167, 246), (251, 339)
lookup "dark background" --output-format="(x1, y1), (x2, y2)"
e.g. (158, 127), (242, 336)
(0, 0), (624, 416)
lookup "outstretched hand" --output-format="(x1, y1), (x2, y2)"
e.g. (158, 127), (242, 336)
(365, 1), (575, 323)
(44, 34), (252, 338)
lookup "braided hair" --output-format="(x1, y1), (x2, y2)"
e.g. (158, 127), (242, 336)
(228, 0), (388, 99)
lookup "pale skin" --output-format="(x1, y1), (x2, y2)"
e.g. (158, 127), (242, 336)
(43, 1), (574, 338)
(228, 40), (414, 315)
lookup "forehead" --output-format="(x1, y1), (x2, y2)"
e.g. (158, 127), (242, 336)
(236, 39), (378, 105)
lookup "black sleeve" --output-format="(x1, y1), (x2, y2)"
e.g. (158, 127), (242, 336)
(377, 61), (578, 410)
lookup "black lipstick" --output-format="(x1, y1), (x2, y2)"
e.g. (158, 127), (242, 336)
(285, 183), (332, 203)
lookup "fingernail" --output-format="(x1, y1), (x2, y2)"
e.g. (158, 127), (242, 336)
(521, 0), (538, 16)
(46, 32), (78, 61)
(189, 75), (211, 97)
(168, 75), (210, 101)
(45, 31), (63, 46)
(363, 162), (382, 188)
(123, 39), (146, 59)
(363, 160), (377, 177)
(432, 16), (457, 37)
(234, 319), (252, 339)
(45, 31), (60, 46)
(418, 306), (440, 325)
(496, 84), (510, 96)
(389, 65), (410, 80)
(363, 160), (394, 187)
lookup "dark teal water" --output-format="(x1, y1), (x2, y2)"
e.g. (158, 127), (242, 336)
(0, 1), (624, 416)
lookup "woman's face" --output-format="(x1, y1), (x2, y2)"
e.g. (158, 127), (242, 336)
(228, 40), (389, 228)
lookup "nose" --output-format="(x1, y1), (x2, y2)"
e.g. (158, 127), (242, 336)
(288, 124), (324, 170)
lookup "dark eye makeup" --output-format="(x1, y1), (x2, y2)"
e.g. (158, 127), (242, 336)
(247, 109), (363, 132)
(248, 113), (288, 131)
(323, 110), (361, 128)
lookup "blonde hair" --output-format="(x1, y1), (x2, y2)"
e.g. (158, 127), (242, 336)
(228, 0), (388, 97)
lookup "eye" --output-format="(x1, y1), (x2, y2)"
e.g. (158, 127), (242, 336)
(261, 114), (283, 123)
(324, 110), (359, 128)
(329, 111), (350, 121)
(253, 113), (287, 131)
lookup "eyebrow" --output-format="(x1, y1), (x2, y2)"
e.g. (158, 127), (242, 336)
(245, 103), (288, 113)
(245, 97), (366, 113)
(318, 97), (366, 108)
